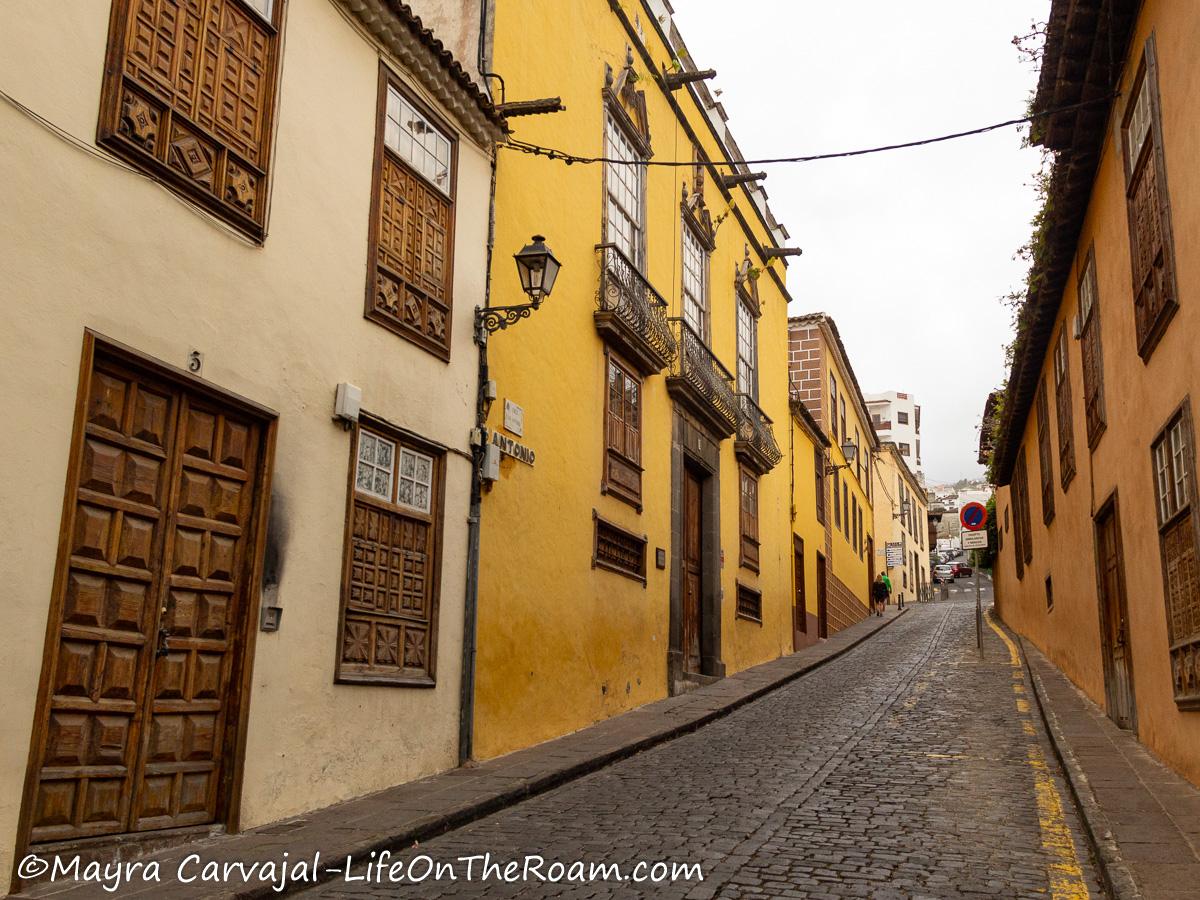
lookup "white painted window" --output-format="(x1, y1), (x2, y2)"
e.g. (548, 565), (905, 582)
(396, 447), (435, 514)
(682, 224), (708, 337)
(1126, 74), (1152, 166)
(356, 430), (396, 502)
(355, 430), (434, 514)
(385, 86), (452, 194)
(1079, 255), (1097, 324)
(736, 299), (757, 397)
(605, 117), (644, 265)
(243, 0), (273, 20)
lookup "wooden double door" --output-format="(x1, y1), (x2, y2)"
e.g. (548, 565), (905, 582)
(1096, 499), (1135, 730)
(23, 342), (270, 846)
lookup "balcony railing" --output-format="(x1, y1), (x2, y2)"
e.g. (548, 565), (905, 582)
(594, 243), (676, 375)
(666, 318), (737, 438)
(735, 393), (783, 473)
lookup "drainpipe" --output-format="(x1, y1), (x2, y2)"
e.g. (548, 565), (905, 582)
(458, 136), (498, 769)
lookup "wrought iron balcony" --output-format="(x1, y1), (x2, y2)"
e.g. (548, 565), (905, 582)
(594, 243), (676, 375)
(735, 393), (783, 473)
(666, 318), (737, 438)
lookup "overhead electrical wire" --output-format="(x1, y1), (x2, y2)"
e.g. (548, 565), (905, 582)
(500, 93), (1119, 168)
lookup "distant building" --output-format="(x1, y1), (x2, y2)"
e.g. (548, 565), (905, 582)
(866, 391), (922, 475)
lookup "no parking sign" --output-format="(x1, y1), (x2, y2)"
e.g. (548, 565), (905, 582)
(960, 502), (987, 531)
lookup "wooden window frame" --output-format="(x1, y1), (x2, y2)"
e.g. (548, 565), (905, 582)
(1012, 447), (1033, 580)
(829, 374), (839, 444)
(1053, 326), (1077, 491)
(736, 297), (759, 399)
(833, 468), (841, 529)
(1121, 37), (1180, 361)
(1036, 378), (1056, 525)
(603, 110), (647, 270)
(592, 511), (647, 585)
(602, 351), (644, 510)
(735, 582), (763, 624)
(336, 416), (445, 687)
(739, 466), (760, 572)
(96, 0), (286, 240)
(365, 68), (459, 361)
(1150, 400), (1200, 709)
(1078, 247), (1108, 449)
(681, 214), (710, 341)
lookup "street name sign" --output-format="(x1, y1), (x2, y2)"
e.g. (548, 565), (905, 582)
(960, 502), (988, 531)
(962, 529), (988, 550)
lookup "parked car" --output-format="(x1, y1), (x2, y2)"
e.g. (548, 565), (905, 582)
(933, 564), (956, 584)
(954, 563), (974, 577)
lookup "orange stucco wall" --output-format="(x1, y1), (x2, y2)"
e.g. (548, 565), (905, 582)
(993, 0), (1200, 788)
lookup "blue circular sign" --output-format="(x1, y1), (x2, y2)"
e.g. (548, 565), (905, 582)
(960, 502), (987, 531)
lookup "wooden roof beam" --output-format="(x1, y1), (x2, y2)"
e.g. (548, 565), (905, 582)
(663, 68), (717, 90)
(719, 171), (767, 189)
(495, 97), (565, 118)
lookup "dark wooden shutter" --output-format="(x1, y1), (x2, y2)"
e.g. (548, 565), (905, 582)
(1036, 380), (1055, 524)
(814, 447), (826, 525)
(740, 468), (760, 572)
(1012, 450), (1033, 579)
(1153, 408), (1200, 708)
(338, 427), (442, 686)
(1054, 332), (1076, 489)
(371, 151), (453, 357)
(98, 0), (283, 236)
(603, 357), (642, 507)
(1124, 45), (1179, 358)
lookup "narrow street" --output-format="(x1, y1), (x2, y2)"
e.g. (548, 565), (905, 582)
(310, 587), (1102, 899)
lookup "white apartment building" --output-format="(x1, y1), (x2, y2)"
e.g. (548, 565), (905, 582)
(866, 391), (922, 474)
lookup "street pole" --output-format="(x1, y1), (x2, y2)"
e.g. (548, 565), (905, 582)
(975, 548), (982, 651)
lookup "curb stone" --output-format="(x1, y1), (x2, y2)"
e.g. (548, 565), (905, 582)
(1016, 633), (1143, 900)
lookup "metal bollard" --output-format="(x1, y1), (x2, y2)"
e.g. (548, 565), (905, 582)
(940, 584), (949, 602)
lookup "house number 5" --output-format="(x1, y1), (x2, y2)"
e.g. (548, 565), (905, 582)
(188, 349), (204, 375)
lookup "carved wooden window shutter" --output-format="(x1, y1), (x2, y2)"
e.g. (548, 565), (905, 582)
(1122, 39), (1179, 360)
(603, 354), (643, 509)
(1151, 404), (1200, 708)
(367, 72), (457, 360)
(338, 420), (443, 686)
(1052, 329), (1075, 490)
(98, 0), (285, 239)
(1035, 379), (1055, 524)
(739, 467), (760, 572)
(1077, 251), (1107, 448)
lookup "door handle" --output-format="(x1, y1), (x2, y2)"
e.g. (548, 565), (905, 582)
(155, 626), (171, 659)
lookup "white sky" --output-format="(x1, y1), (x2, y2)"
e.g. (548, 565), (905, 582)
(669, 0), (1049, 482)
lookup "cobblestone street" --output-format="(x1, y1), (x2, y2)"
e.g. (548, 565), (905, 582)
(308, 592), (1103, 899)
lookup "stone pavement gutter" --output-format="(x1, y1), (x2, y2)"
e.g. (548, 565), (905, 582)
(24, 608), (908, 899)
(1017, 632), (1200, 900)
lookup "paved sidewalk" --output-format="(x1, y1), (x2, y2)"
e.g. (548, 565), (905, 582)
(1021, 638), (1200, 899)
(21, 609), (907, 898)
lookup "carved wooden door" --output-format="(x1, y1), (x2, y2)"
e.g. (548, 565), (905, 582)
(26, 353), (264, 844)
(793, 537), (806, 651)
(682, 467), (703, 674)
(1096, 504), (1134, 730)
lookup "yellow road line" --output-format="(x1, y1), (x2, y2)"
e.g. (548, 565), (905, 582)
(986, 610), (1090, 899)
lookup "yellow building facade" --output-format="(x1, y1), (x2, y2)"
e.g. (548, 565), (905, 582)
(471, 0), (804, 760)
(788, 314), (877, 629)
(871, 443), (930, 605)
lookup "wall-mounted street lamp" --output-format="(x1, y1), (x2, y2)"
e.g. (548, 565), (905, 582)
(893, 500), (912, 519)
(825, 440), (858, 474)
(476, 235), (562, 337)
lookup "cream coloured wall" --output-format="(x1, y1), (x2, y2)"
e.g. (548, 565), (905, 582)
(0, 0), (491, 881)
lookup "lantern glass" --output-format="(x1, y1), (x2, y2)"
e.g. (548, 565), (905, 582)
(514, 235), (561, 301)
(841, 441), (857, 463)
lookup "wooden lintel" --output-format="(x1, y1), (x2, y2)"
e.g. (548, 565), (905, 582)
(663, 68), (717, 90)
(719, 172), (767, 188)
(495, 97), (566, 118)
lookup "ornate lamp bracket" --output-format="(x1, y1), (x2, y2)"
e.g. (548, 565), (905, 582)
(475, 302), (539, 341)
